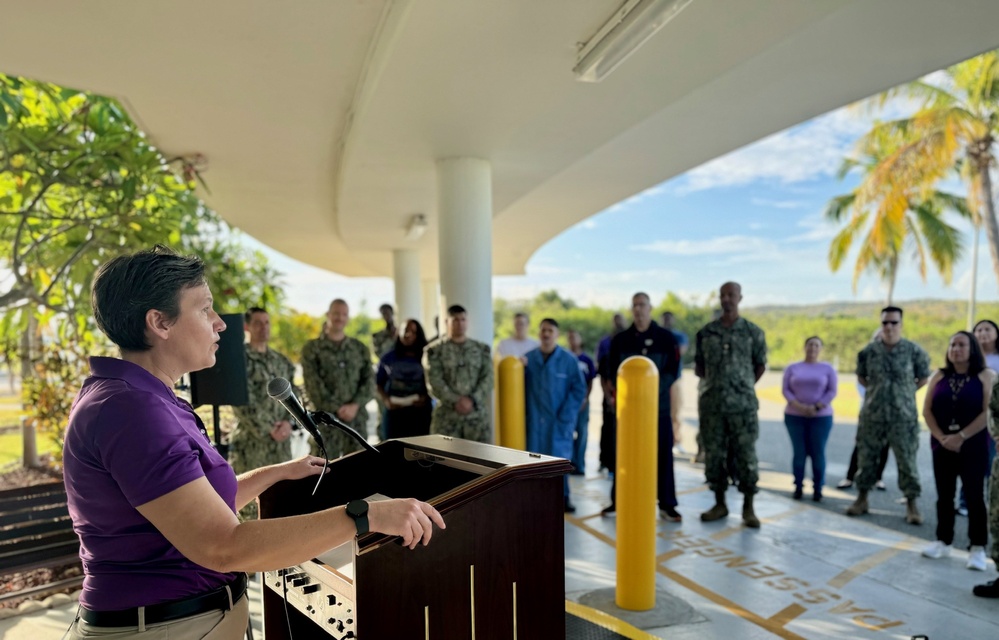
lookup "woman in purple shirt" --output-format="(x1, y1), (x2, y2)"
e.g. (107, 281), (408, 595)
(782, 336), (838, 502)
(64, 247), (444, 639)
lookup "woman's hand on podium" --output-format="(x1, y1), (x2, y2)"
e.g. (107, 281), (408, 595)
(277, 455), (331, 481)
(369, 499), (446, 549)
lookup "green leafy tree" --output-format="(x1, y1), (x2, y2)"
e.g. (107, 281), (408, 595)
(826, 124), (970, 304)
(866, 51), (999, 292)
(0, 73), (283, 456)
(271, 310), (324, 365)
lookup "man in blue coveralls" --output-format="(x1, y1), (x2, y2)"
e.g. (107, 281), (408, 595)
(525, 318), (587, 513)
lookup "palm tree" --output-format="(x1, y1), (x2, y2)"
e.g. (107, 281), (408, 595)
(867, 51), (999, 293)
(827, 125), (970, 305)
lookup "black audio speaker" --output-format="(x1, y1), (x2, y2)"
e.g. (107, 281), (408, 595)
(190, 313), (248, 407)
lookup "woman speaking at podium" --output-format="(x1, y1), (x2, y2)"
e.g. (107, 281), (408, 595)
(63, 246), (444, 639)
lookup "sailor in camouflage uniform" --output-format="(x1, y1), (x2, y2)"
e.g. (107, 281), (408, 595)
(974, 380), (999, 597)
(695, 282), (767, 528)
(371, 303), (398, 359)
(426, 305), (494, 443)
(301, 299), (374, 458)
(229, 308), (297, 520)
(846, 306), (930, 523)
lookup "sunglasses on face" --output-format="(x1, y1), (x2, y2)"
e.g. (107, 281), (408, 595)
(881, 320), (900, 326)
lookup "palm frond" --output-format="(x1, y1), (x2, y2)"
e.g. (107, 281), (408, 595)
(823, 194), (856, 222)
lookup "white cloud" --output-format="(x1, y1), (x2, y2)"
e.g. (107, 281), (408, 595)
(751, 198), (809, 210)
(785, 211), (838, 243)
(748, 222), (766, 230)
(579, 219), (598, 230)
(629, 235), (776, 256)
(495, 268), (683, 308)
(668, 103), (889, 194)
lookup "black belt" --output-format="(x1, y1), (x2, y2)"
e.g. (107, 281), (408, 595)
(80, 572), (247, 628)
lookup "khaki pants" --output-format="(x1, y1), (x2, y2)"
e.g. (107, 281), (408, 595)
(67, 594), (249, 640)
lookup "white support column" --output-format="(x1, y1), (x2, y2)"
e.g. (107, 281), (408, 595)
(392, 249), (422, 324)
(421, 279), (440, 338)
(436, 158), (493, 344)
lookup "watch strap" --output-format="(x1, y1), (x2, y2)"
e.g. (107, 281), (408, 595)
(346, 499), (369, 536)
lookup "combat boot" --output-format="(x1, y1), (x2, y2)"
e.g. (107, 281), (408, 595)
(905, 498), (923, 525)
(845, 490), (869, 516)
(700, 491), (728, 522)
(742, 493), (760, 528)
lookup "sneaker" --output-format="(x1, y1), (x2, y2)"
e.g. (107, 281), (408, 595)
(875, 480), (887, 491)
(922, 541), (952, 559)
(836, 478), (853, 489)
(600, 504), (616, 517)
(968, 546), (988, 571)
(973, 578), (999, 598)
(792, 486), (803, 500)
(564, 498), (577, 514)
(812, 489), (822, 503)
(659, 506), (682, 522)
(957, 506), (969, 517)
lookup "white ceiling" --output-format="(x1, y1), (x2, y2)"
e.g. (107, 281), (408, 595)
(4, 0), (999, 279)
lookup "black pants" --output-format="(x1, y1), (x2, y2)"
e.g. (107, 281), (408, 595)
(609, 415), (677, 509)
(599, 397), (616, 470)
(846, 443), (889, 481)
(385, 405), (432, 439)
(933, 434), (988, 546)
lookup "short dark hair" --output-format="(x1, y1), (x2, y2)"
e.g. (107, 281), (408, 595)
(540, 318), (559, 329)
(92, 246), (206, 352)
(804, 336), (823, 346)
(942, 331), (986, 377)
(379, 303), (393, 313)
(881, 306), (903, 318)
(447, 304), (466, 317)
(633, 292), (651, 304)
(244, 307), (267, 324)
(514, 312), (529, 321)
(330, 298), (348, 308)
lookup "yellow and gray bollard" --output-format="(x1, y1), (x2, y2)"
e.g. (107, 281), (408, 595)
(615, 355), (659, 611)
(497, 355), (526, 450)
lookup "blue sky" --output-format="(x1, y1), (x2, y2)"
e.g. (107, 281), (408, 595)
(255, 97), (996, 316)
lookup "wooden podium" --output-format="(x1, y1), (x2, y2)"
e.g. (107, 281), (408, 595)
(259, 435), (571, 639)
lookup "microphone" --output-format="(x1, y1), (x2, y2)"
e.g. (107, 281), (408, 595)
(267, 377), (325, 452)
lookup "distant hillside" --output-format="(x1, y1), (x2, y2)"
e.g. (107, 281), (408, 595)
(746, 298), (999, 320)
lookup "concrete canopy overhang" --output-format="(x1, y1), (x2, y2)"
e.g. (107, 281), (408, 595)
(4, 1), (999, 279)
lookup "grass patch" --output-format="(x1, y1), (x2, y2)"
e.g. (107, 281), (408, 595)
(0, 431), (61, 468)
(758, 382), (927, 425)
(0, 397), (23, 428)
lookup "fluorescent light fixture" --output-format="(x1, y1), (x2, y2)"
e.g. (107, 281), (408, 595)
(404, 213), (428, 241)
(573, 0), (693, 83)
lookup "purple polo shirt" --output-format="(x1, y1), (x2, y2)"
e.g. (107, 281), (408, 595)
(63, 357), (237, 611)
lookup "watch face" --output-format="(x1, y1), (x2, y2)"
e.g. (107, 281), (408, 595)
(347, 499), (368, 518)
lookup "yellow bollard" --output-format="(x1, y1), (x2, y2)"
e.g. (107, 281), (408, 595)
(615, 355), (659, 611)
(497, 356), (526, 450)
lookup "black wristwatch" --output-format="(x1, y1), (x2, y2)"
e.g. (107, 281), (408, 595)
(345, 499), (369, 536)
